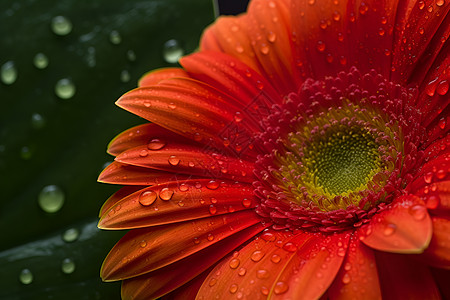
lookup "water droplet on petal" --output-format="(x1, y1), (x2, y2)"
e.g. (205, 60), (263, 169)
(229, 284), (238, 294)
(437, 80), (449, 96)
(38, 185), (65, 213)
(238, 267), (247, 276)
(424, 172), (433, 183)
(147, 138), (165, 150)
(418, 1), (425, 9)
(139, 149), (148, 157)
(359, 2), (369, 15)
(163, 39), (184, 64)
(159, 188), (174, 201)
(168, 103), (177, 109)
(139, 240), (147, 248)
(61, 258), (75, 274)
(168, 155), (180, 166)
(436, 0), (445, 6)
(274, 281), (289, 294)
(383, 223), (396, 236)
(316, 41), (326, 52)
(271, 254), (281, 263)
(251, 250), (265, 262)
(55, 78), (76, 99)
(62, 228), (79, 242)
(109, 30), (122, 45)
(139, 190), (157, 206)
(33, 53), (49, 69)
(260, 43), (270, 54)
(409, 205), (427, 221)
(207, 180), (220, 190)
(209, 278), (217, 287)
(337, 247), (346, 257)
(436, 168), (446, 179)
(207, 233), (215, 241)
(256, 269), (269, 279)
(51, 16), (72, 36)
(267, 31), (277, 43)
(261, 286), (269, 295)
(229, 258), (240, 269)
(426, 196), (439, 209)
(1, 61), (17, 85)
(209, 205), (217, 215)
(342, 273), (351, 284)
(283, 242), (297, 252)
(19, 269), (33, 284)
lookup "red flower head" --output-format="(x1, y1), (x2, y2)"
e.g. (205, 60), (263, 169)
(98, 0), (450, 299)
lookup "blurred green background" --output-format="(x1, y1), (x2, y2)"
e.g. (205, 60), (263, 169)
(0, 0), (214, 298)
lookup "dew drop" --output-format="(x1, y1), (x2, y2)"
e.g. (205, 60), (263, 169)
(337, 247), (346, 257)
(19, 269), (33, 285)
(283, 242), (297, 252)
(147, 138), (165, 150)
(62, 228), (79, 242)
(127, 50), (137, 62)
(206, 180), (220, 190)
(260, 43), (270, 54)
(51, 16), (72, 36)
(274, 281), (289, 295)
(55, 78), (76, 99)
(20, 146), (32, 160)
(332, 11), (341, 21)
(38, 185), (65, 213)
(229, 284), (238, 294)
(342, 273), (351, 284)
(436, 168), (447, 179)
(383, 223), (396, 236)
(139, 240), (147, 248)
(267, 31), (277, 43)
(437, 80), (449, 96)
(242, 198), (252, 208)
(61, 258), (76, 274)
(316, 41), (326, 52)
(33, 53), (49, 69)
(229, 258), (240, 269)
(418, 0), (425, 9)
(163, 39), (184, 64)
(31, 113), (46, 129)
(271, 254), (281, 263)
(238, 267), (247, 276)
(168, 155), (180, 166)
(120, 70), (130, 83)
(1, 61), (17, 85)
(207, 233), (215, 241)
(261, 286), (269, 295)
(426, 195), (439, 209)
(439, 118), (446, 130)
(159, 188), (174, 201)
(139, 190), (157, 206)
(139, 149), (148, 157)
(251, 250), (265, 262)
(109, 30), (122, 45)
(179, 184), (189, 192)
(256, 269), (269, 279)
(424, 172), (433, 183)
(359, 2), (369, 15)
(209, 205), (217, 215)
(168, 102), (177, 109)
(209, 278), (217, 287)
(409, 205), (427, 221)
(436, 0), (445, 6)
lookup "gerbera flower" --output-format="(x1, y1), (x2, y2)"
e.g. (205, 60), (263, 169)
(98, 0), (450, 299)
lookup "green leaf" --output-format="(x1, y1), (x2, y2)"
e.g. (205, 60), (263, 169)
(0, 0), (214, 298)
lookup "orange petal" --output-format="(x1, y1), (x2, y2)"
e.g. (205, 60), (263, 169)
(392, 0), (450, 84)
(200, 0), (297, 96)
(361, 195), (432, 253)
(139, 67), (189, 87)
(114, 143), (254, 183)
(415, 216), (450, 269)
(98, 186), (145, 218)
(375, 251), (441, 300)
(98, 161), (191, 186)
(121, 223), (268, 300)
(107, 123), (192, 157)
(197, 229), (349, 300)
(329, 233), (382, 300)
(291, 0), (398, 79)
(100, 210), (260, 281)
(116, 78), (258, 152)
(180, 51), (282, 108)
(98, 179), (255, 229)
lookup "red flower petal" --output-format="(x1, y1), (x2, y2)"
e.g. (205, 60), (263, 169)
(361, 195), (432, 253)
(291, 0), (398, 79)
(201, 0), (297, 96)
(431, 267), (450, 299)
(98, 179), (255, 229)
(114, 143), (254, 183)
(139, 67), (189, 87)
(180, 51), (282, 108)
(98, 185), (145, 218)
(101, 210), (260, 281)
(328, 233), (382, 300)
(197, 230), (349, 300)
(121, 223), (268, 300)
(98, 161), (191, 186)
(392, 0), (450, 84)
(107, 123), (192, 157)
(375, 251), (441, 300)
(415, 216), (450, 269)
(116, 78), (259, 152)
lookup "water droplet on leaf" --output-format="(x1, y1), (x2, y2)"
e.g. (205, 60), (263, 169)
(109, 30), (121, 45)
(51, 16), (72, 36)
(38, 185), (65, 213)
(62, 228), (79, 242)
(1, 61), (17, 85)
(55, 78), (76, 99)
(19, 269), (33, 284)
(163, 39), (184, 63)
(33, 53), (49, 69)
(61, 258), (75, 274)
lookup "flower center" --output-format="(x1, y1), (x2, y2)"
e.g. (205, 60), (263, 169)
(253, 67), (425, 232)
(300, 126), (381, 197)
